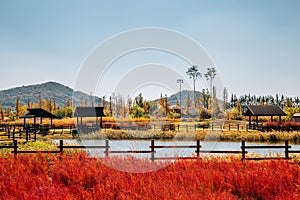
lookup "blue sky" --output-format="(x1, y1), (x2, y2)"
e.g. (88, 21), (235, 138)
(0, 0), (299, 99)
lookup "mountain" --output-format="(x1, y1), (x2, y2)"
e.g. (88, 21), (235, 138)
(0, 81), (102, 109)
(0, 82), (220, 111)
(167, 90), (203, 106)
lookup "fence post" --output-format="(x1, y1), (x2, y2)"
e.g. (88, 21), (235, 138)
(34, 130), (37, 142)
(12, 128), (15, 141)
(196, 140), (200, 158)
(7, 127), (10, 139)
(150, 139), (155, 161)
(241, 140), (246, 161)
(59, 140), (63, 153)
(105, 139), (109, 157)
(229, 124), (231, 131)
(26, 128), (29, 142)
(237, 124), (239, 131)
(18, 126), (21, 139)
(285, 140), (289, 159)
(13, 140), (18, 156)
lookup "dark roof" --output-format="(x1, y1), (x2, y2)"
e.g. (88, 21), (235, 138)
(74, 107), (105, 117)
(244, 105), (286, 116)
(20, 108), (57, 118)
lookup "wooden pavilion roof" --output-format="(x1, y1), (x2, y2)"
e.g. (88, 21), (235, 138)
(20, 108), (57, 119)
(74, 107), (105, 117)
(244, 105), (286, 116)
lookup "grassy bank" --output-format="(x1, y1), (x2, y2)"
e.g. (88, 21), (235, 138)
(76, 129), (300, 144)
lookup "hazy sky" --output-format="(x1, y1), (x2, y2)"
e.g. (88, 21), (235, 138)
(0, 0), (299, 99)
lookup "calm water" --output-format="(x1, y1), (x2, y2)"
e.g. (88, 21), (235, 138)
(53, 139), (300, 159)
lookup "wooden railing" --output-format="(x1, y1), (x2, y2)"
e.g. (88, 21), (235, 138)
(1, 139), (299, 161)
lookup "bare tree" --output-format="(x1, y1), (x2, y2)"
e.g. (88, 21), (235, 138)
(186, 65), (201, 107)
(204, 67), (217, 97)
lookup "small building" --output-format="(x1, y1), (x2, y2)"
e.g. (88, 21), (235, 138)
(293, 113), (300, 122)
(74, 107), (105, 133)
(244, 105), (286, 129)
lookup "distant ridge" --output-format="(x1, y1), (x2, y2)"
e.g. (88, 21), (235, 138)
(0, 82), (216, 110)
(0, 81), (102, 109)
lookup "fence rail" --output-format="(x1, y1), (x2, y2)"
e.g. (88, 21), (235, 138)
(1, 139), (299, 161)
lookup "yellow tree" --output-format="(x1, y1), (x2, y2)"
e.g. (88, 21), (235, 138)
(15, 97), (21, 118)
(0, 104), (4, 121)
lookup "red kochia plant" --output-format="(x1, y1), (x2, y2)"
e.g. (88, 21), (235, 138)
(0, 153), (300, 200)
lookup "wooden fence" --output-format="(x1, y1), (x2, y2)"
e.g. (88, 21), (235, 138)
(0, 125), (74, 142)
(1, 139), (299, 161)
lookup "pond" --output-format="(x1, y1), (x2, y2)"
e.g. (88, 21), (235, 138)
(53, 139), (300, 159)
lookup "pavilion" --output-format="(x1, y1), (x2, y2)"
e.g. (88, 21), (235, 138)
(244, 105), (286, 129)
(74, 107), (105, 129)
(20, 108), (57, 129)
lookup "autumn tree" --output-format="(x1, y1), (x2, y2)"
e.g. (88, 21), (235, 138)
(222, 87), (228, 111)
(7, 107), (11, 119)
(15, 96), (20, 118)
(0, 104), (4, 121)
(201, 89), (210, 109)
(184, 94), (192, 115)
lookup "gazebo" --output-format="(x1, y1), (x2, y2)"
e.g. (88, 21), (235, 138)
(244, 105), (286, 129)
(20, 108), (57, 129)
(74, 107), (105, 129)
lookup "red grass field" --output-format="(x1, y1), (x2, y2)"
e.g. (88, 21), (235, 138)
(0, 153), (300, 199)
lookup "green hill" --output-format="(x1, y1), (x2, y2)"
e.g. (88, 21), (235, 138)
(0, 81), (102, 109)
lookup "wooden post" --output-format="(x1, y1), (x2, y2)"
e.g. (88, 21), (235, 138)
(13, 140), (18, 156)
(34, 129), (37, 141)
(105, 139), (109, 157)
(256, 116), (258, 129)
(12, 127), (15, 141)
(8, 126), (11, 139)
(26, 128), (29, 142)
(241, 140), (246, 161)
(18, 126), (21, 139)
(196, 140), (200, 158)
(285, 140), (289, 159)
(229, 124), (231, 131)
(237, 124), (239, 131)
(59, 140), (63, 153)
(150, 139), (155, 161)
